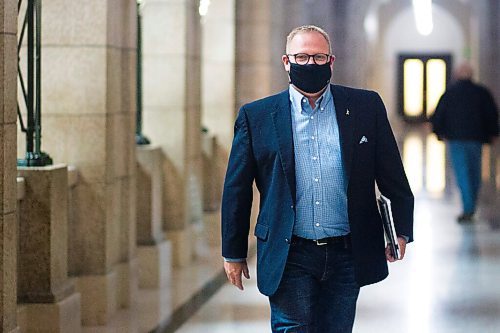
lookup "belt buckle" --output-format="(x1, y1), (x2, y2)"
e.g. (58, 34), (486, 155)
(315, 239), (328, 246)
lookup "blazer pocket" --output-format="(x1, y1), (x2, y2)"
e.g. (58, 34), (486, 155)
(254, 223), (269, 241)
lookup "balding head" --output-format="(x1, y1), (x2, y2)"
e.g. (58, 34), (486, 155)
(454, 62), (473, 81)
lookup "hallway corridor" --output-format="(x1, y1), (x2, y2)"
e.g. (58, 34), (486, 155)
(178, 129), (500, 333)
(2, 1), (499, 332)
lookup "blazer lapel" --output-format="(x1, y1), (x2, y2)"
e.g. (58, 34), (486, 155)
(271, 90), (296, 205)
(331, 85), (356, 182)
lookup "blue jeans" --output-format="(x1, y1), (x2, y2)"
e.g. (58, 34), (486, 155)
(448, 141), (482, 214)
(269, 238), (360, 333)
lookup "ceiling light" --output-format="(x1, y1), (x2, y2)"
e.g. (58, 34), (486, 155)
(412, 0), (433, 36)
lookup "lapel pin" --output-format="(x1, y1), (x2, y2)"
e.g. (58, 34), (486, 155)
(346, 109), (350, 116)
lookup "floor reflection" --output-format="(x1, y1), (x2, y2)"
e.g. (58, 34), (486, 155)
(402, 129), (447, 197)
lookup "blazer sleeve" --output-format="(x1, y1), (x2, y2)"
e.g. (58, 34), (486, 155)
(373, 93), (415, 242)
(221, 106), (256, 259)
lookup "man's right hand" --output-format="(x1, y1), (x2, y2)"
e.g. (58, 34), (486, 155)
(224, 260), (250, 290)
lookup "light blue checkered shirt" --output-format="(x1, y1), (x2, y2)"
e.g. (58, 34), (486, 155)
(290, 85), (350, 240)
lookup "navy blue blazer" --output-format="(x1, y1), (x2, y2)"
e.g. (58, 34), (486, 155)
(222, 84), (414, 296)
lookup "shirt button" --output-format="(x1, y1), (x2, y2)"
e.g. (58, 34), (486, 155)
(312, 156), (318, 160)
(311, 136), (315, 140)
(290, 205), (294, 209)
(314, 178), (319, 182)
(285, 238), (290, 244)
(315, 223), (320, 227)
(310, 116), (314, 119)
(315, 201), (320, 205)
(321, 107), (324, 111)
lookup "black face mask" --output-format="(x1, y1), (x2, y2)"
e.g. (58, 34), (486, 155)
(288, 63), (332, 94)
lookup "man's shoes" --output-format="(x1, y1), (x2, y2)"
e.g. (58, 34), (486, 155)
(457, 212), (474, 223)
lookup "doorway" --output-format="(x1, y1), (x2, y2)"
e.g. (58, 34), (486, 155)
(397, 54), (452, 122)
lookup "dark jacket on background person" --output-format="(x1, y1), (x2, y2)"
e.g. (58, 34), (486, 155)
(431, 79), (499, 143)
(221, 84), (414, 296)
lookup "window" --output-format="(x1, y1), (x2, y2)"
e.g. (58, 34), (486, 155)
(398, 54), (451, 122)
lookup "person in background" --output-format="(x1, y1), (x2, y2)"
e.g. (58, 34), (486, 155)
(221, 25), (414, 332)
(431, 62), (499, 222)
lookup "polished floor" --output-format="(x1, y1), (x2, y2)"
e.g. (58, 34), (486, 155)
(177, 132), (500, 333)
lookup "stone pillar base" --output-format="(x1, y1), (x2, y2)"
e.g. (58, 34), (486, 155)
(137, 288), (173, 333)
(138, 240), (172, 289)
(116, 258), (139, 309)
(165, 229), (193, 267)
(75, 269), (118, 326)
(17, 292), (81, 333)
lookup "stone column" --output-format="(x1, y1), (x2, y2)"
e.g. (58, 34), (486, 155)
(184, 0), (204, 260)
(136, 145), (171, 288)
(1, 1), (20, 332)
(201, 0), (235, 150)
(16, 0), (139, 325)
(235, 0), (274, 109)
(476, 0), (499, 194)
(142, 0), (203, 267)
(17, 165), (81, 333)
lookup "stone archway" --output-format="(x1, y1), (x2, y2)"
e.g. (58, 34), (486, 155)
(365, 0), (471, 116)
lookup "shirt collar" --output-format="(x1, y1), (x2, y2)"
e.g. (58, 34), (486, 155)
(289, 85), (332, 114)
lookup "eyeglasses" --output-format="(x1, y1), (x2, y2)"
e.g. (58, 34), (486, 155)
(287, 53), (334, 65)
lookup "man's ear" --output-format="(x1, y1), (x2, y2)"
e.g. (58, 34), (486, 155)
(282, 54), (290, 71)
(329, 55), (335, 71)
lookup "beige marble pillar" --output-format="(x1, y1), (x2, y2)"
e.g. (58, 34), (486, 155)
(136, 145), (171, 288)
(201, 0), (235, 150)
(16, 165), (81, 333)
(142, 0), (203, 267)
(201, 134), (221, 246)
(1, 1), (20, 332)
(184, 0), (204, 261)
(15, 0), (139, 325)
(235, 0), (274, 109)
(200, 1), (234, 249)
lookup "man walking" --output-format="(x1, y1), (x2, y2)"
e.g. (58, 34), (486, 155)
(222, 25), (414, 332)
(431, 62), (499, 222)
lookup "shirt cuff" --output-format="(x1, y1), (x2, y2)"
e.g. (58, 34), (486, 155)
(223, 257), (246, 263)
(399, 235), (409, 242)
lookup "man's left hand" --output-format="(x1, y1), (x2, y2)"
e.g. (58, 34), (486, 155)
(385, 236), (407, 262)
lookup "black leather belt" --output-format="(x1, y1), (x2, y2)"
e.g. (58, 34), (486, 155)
(291, 234), (351, 248)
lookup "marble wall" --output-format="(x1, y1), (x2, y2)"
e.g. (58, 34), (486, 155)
(141, 0), (204, 267)
(15, 0), (139, 325)
(0, 0), (19, 332)
(201, 0), (235, 150)
(235, 0), (274, 108)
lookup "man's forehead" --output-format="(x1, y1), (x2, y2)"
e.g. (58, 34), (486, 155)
(289, 31), (329, 49)
(291, 31), (324, 42)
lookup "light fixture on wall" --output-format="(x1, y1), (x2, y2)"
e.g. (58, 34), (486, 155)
(199, 0), (210, 17)
(412, 0), (433, 36)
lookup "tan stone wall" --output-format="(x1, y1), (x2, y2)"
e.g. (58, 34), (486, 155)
(142, 0), (204, 243)
(142, 0), (188, 234)
(1, 0), (19, 331)
(235, 0), (274, 109)
(14, 0), (138, 325)
(201, 0), (235, 150)
(16, 0), (138, 276)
